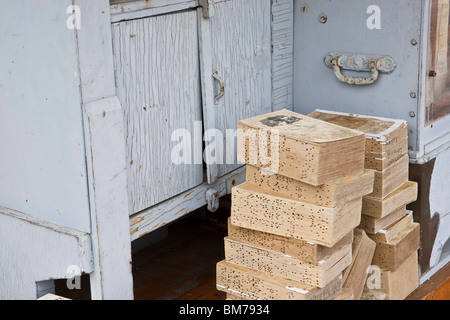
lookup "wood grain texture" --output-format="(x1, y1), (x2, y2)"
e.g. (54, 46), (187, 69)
(379, 251), (420, 300)
(83, 97), (134, 300)
(227, 218), (353, 264)
(216, 260), (342, 300)
(0, 207), (93, 300)
(362, 181), (418, 218)
(369, 154), (410, 199)
(342, 229), (377, 300)
(231, 182), (363, 247)
(246, 165), (374, 207)
(368, 211), (414, 243)
(309, 110), (409, 171)
(272, 0), (294, 111)
(224, 237), (352, 288)
(371, 223), (421, 271)
(112, 11), (203, 214)
(129, 167), (246, 241)
(238, 110), (366, 186)
(208, 0), (273, 178)
(359, 206), (407, 235)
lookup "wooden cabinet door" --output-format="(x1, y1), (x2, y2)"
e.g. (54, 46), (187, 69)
(112, 10), (203, 214)
(199, 0), (273, 183)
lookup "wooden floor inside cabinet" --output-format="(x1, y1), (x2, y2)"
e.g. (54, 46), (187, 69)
(55, 203), (230, 301)
(54, 196), (449, 300)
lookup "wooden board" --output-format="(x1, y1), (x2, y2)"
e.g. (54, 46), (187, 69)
(308, 110), (408, 171)
(246, 165), (374, 207)
(112, 11), (204, 214)
(216, 260), (342, 300)
(237, 110), (366, 186)
(227, 219), (353, 264)
(368, 211), (414, 243)
(379, 251), (420, 300)
(369, 154), (410, 199)
(359, 206), (407, 235)
(371, 223), (421, 271)
(342, 229), (377, 300)
(200, 0), (273, 180)
(224, 237), (352, 288)
(231, 182), (363, 247)
(362, 181), (418, 218)
(407, 261), (450, 300)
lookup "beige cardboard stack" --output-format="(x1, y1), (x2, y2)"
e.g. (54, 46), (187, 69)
(216, 110), (375, 300)
(309, 110), (420, 300)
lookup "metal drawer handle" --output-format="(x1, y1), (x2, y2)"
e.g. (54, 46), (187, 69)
(212, 69), (225, 104)
(325, 52), (397, 86)
(332, 58), (379, 85)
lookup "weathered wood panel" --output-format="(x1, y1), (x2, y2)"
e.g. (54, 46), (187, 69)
(272, 0), (294, 111)
(204, 0), (273, 178)
(129, 166), (246, 241)
(0, 207), (93, 300)
(83, 97), (134, 300)
(112, 11), (204, 214)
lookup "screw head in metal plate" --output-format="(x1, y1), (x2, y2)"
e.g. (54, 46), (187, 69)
(409, 111), (416, 118)
(410, 92), (417, 98)
(319, 13), (328, 24)
(411, 39), (418, 46)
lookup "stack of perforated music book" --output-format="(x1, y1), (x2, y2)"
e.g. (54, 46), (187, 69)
(216, 109), (375, 300)
(309, 110), (420, 300)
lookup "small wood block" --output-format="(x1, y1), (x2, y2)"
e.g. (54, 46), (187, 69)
(362, 181), (418, 218)
(227, 218), (353, 264)
(224, 237), (352, 288)
(216, 260), (343, 300)
(308, 109), (409, 171)
(371, 223), (421, 271)
(342, 229), (377, 300)
(368, 211), (414, 243)
(369, 154), (410, 199)
(237, 109), (366, 186)
(246, 165), (374, 207)
(379, 251), (420, 300)
(231, 182), (363, 247)
(359, 206), (407, 235)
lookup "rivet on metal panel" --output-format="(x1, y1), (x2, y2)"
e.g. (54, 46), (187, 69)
(411, 39), (418, 46)
(318, 13), (328, 24)
(429, 70), (437, 77)
(410, 92), (417, 99)
(409, 111), (416, 118)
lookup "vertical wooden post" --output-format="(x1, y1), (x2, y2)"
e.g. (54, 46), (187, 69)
(75, 0), (134, 299)
(83, 97), (134, 300)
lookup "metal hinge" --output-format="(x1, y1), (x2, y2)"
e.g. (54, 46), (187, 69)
(199, 0), (215, 19)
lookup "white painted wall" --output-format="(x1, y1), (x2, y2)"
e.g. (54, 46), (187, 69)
(0, 0), (90, 232)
